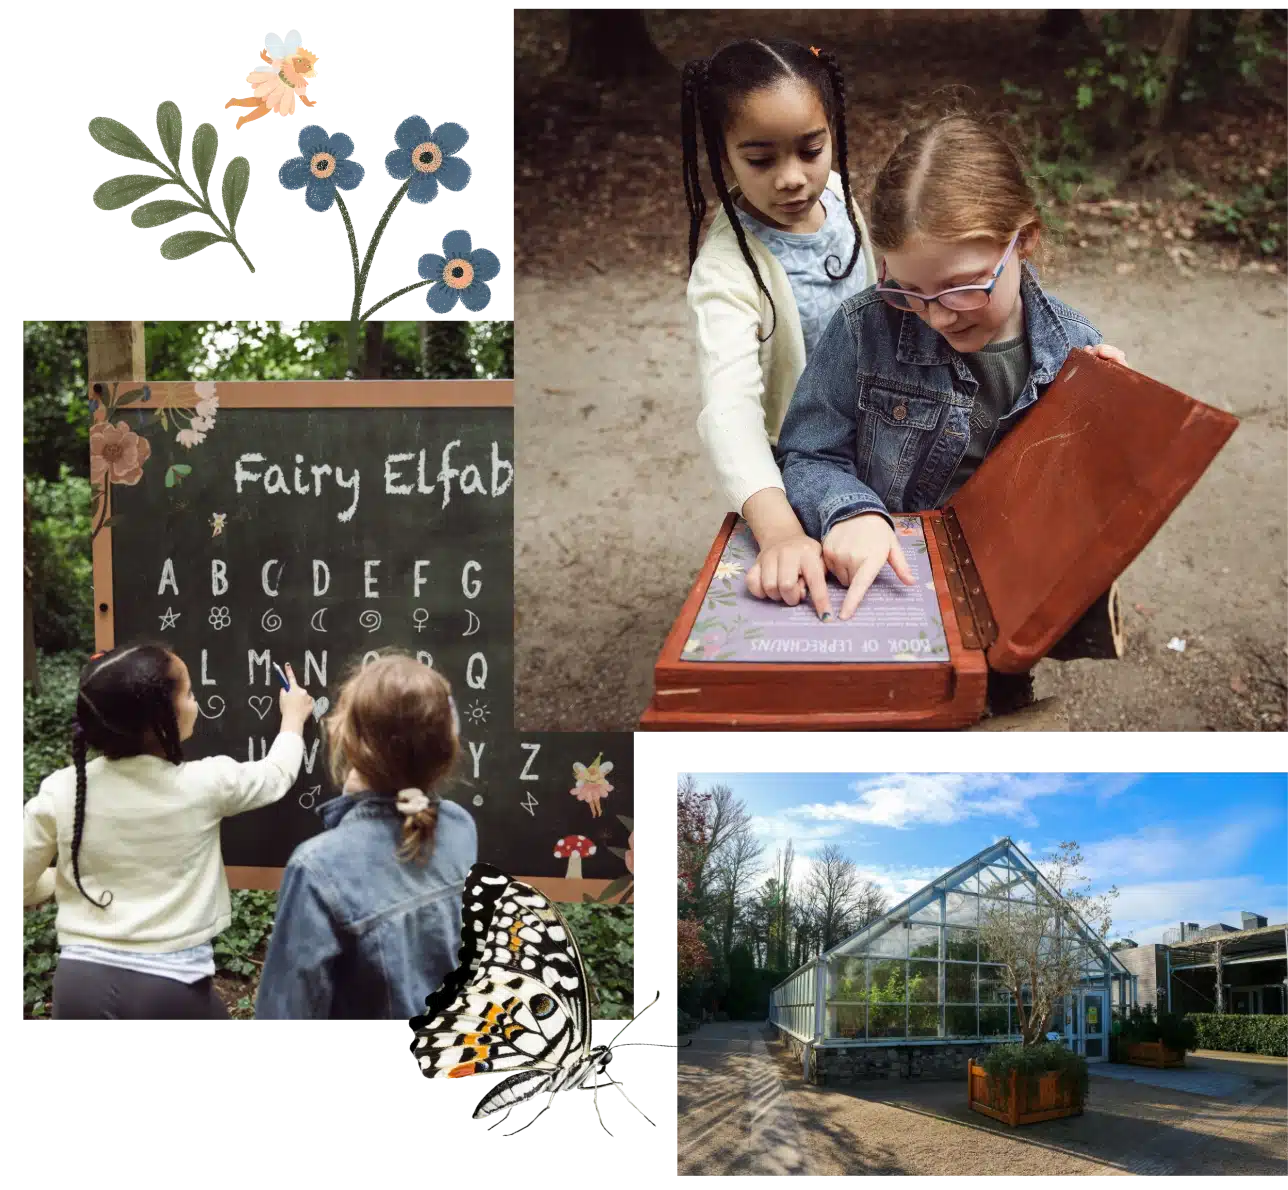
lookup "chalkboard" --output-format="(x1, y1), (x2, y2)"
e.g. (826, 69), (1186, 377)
(92, 381), (539, 871)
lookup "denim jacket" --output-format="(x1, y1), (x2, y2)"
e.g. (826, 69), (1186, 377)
(778, 263), (1102, 539)
(255, 794), (476, 1020)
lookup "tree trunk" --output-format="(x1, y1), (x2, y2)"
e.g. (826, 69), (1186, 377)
(419, 322), (476, 379)
(565, 10), (673, 81)
(1144, 9), (1194, 135)
(362, 321), (385, 379)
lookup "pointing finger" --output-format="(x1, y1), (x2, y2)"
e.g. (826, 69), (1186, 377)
(839, 554), (884, 621)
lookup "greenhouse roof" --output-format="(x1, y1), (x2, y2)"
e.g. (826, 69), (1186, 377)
(821, 836), (1129, 975)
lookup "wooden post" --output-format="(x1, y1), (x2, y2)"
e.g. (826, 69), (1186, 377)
(1213, 940), (1224, 1015)
(1046, 583), (1126, 662)
(87, 322), (145, 651)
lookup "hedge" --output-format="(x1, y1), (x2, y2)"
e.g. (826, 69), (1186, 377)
(1186, 1013), (1288, 1057)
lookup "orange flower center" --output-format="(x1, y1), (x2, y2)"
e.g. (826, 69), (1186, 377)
(444, 259), (474, 289)
(310, 152), (336, 179)
(101, 442), (124, 463)
(413, 142), (443, 174)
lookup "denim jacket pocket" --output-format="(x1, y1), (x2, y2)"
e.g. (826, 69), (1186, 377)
(856, 379), (954, 509)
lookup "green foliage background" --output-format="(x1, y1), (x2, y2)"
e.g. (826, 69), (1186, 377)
(1186, 1012), (1288, 1056)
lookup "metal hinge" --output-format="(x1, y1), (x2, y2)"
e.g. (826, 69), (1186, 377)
(930, 508), (998, 651)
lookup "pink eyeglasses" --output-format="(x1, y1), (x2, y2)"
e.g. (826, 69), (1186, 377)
(876, 231), (1021, 312)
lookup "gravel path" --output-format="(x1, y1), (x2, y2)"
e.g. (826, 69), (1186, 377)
(677, 1024), (1288, 1175)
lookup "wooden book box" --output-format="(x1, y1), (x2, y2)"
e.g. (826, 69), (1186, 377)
(641, 353), (1238, 730)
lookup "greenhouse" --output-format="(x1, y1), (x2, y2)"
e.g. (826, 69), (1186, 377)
(769, 838), (1136, 1082)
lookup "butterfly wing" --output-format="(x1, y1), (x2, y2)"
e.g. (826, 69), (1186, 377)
(410, 863), (593, 1081)
(263, 31), (286, 61)
(282, 29), (303, 56)
(471, 1069), (554, 1120)
(599, 761), (614, 776)
(572, 763), (590, 783)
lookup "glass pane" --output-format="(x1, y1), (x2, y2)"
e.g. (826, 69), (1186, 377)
(1049, 1000), (1065, 1032)
(908, 961), (940, 1003)
(909, 1004), (941, 1037)
(865, 924), (907, 957)
(868, 959), (906, 1002)
(945, 927), (977, 961)
(977, 897), (1009, 929)
(980, 1006), (1010, 1036)
(945, 891), (978, 926)
(832, 957), (866, 999)
(832, 1003), (865, 1039)
(908, 924), (940, 959)
(1085, 1037), (1103, 1058)
(978, 864), (1012, 897)
(1010, 871), (1036, 902)
(945, 1005), (978, 1037)
(911, 898), (943, 923)
(977, 932), (999, 963)
(945, 963), (976, 1002)
(979, 966), (1010, 1003)
(868, 1004), (905, 1039)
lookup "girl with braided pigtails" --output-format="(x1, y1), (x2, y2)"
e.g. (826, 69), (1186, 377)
(683, 38), (876, 618)
(23, 644), (313, 1018)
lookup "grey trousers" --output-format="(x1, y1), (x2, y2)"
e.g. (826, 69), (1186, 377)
(52, 958), (230, 1020)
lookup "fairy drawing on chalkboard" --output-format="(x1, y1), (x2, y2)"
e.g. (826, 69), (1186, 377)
(226, 30), (319, 130)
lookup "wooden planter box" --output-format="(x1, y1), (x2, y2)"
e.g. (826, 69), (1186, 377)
(967, 1060), (1084, 1127)
(1124, 1041), (1186, 1069)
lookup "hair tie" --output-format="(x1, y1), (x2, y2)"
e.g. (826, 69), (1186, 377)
(396, 787), (434, 816)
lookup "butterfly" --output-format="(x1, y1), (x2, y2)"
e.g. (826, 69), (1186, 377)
(409, 863), (666, 1135)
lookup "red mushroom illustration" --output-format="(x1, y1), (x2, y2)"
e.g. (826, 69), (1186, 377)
(570, 753), (614, 818)
(554, 834), (596, 880)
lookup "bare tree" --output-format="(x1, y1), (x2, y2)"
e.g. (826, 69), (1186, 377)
(805, 844), (869, 951)
(978, 841), (1118, 1046)
(709, 822), (764, 966)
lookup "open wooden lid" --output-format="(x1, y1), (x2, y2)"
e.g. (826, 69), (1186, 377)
(948, 351), (1238, 673)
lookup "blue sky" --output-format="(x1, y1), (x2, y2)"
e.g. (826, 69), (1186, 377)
(697, 772), (1287, 944)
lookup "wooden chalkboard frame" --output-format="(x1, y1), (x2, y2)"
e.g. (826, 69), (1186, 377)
(87, 379), (629, 904)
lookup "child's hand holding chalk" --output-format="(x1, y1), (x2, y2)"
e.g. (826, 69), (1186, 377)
(278, 662), (314, 732)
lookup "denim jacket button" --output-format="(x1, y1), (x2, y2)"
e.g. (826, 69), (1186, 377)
(893, 404), (908, 421)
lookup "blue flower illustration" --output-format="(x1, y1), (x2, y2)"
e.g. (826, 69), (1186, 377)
(386, 116), (470, 204)
(418, 231), (499, 313)
(279, 126), (365, 212)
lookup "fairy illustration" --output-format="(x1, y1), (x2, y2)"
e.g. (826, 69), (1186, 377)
(224, 24), (319, 133)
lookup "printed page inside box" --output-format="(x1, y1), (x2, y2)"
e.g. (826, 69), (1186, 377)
(683, 517), (949, 665)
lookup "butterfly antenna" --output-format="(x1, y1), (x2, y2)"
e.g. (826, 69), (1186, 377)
(605, 990), (661, 1052)
(610, 1077), (655, 1127)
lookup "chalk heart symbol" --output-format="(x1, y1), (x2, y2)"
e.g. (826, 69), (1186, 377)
(312, 696), (330, 721)
(248, 695), (273, 720)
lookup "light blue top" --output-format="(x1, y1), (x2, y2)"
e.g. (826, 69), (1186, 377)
(736, 188), (870, 358)
(60, 941), (216, 984)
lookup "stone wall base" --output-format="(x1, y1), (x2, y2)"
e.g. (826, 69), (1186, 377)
(772, 1026), (993, 1085)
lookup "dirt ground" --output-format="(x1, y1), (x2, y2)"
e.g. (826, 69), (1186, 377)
(515, 257), (1287, 730)
(676, 1021), (1288, 1176)
(513, 9), (1287, 731)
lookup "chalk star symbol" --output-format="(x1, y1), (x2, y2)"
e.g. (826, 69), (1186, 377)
(158, 607), (181, 630)
(520, 791), (539, 817)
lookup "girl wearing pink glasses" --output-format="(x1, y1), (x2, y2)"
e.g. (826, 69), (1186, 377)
(777, 114), (1127, 618)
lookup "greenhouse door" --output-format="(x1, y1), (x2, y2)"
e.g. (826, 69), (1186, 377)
(1074, 989), (1107, 1062)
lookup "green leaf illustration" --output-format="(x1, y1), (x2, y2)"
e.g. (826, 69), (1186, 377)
(156, 101), (183, 169)
(171, 464), (192, 477)
(89, 117), (162, 165)
(161, 230), (226, 260)
(93, 175), (171, 210)
(132, 200), (202, 228)
(164, 467), (177, 488)
(222, 157), (250, 230)
(192, 123), (217, 196)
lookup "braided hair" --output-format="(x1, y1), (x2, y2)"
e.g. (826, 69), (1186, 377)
(71, 644), (185, 907)
(681, 39), (864, 341)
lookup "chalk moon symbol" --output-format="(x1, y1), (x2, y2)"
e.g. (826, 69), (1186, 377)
(310, 607), (329, 633)
(261, 608), (282, 633)
(463, 609), (481, 637)
(197, 695), (226, 720)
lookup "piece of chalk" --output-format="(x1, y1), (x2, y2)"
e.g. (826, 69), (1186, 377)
(273, 663), (290, 689)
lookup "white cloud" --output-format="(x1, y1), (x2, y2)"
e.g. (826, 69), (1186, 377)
(1110, 878), (1288, 943)
(785, 772), (1118, 831)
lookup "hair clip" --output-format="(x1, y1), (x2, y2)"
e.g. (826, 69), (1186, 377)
(810, 45), (822, 57)
(89, 651), (106, 661)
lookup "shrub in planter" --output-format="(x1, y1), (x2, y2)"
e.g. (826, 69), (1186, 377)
(1119, 1005), (1197, 1052)
(980, 1041), (1090, 1109)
